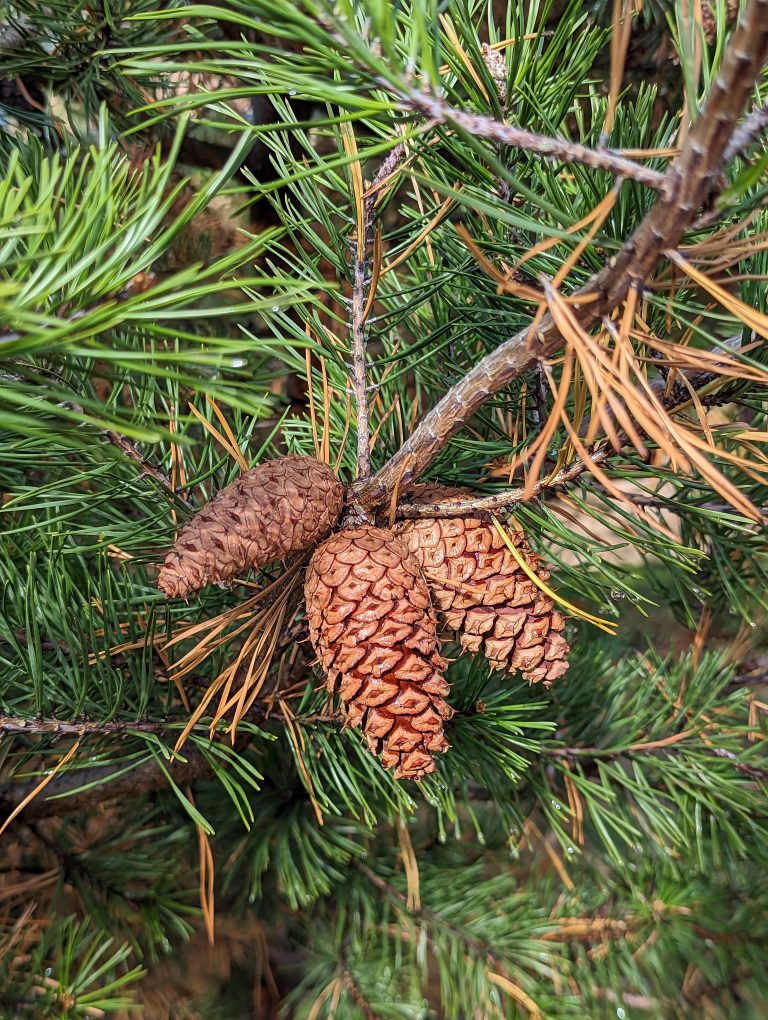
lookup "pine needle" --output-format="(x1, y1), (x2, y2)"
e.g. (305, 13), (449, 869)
(487, 971), (542, 1019)
(187, 401), (249, 473)
(667, 248), (768, 340)
(189, 787), (215, 946)
(604, 0), (635, 141)
(397, 819), (421, 912)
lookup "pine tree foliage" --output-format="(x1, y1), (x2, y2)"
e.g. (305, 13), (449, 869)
(1, 0), (767, 1016)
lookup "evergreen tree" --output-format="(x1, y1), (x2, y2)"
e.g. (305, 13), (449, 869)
(1, 1), (767, 1016)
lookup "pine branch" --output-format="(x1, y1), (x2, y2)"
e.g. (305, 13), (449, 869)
(354, 0), (768, 512)
(0, 18), (29, 54)
(547, 741), (767, 782)
(350, 203), (373, 480)
(104, 430), (187, 505)
(398, 89), (668, 192)
(0, 270), (157, 348)
(0, 716), (171, 737)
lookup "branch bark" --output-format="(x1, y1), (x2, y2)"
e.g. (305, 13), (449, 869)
(0, 716), (171, 737)
(354, 0), (768, 513)
(723, 99), (768, 161)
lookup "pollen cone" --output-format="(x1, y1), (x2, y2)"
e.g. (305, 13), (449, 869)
(396, 485), (570, 685)
(304, 526), (452, 779)
(159, 455), (344, 598)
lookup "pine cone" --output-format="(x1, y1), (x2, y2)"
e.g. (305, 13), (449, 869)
(700, 0), (739, 43)
(304, 527), (453, 779)
(395, 485), (570, 685)
(159, 456), (344, 598)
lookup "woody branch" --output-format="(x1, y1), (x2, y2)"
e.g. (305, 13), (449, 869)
(398, 89), (668, 192)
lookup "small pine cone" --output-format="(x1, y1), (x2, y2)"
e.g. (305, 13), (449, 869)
(395, 485), (570, 685)
(700, 0), (739, 43)
(159, 456), (344, 598)
(304, 527), (453, 780)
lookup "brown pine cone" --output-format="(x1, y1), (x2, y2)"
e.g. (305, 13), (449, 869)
(304, 526), (453, 780)
(395, 485), (569, 685)
(159, 456), (344, 598)
(701, 0), (739, 43)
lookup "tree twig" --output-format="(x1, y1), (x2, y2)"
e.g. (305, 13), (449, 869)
(351, 143), (406, 479)
(0, 749), (211, 822)
(104, 430), (189, 505)
(354, 0), (768, 513)
(0, 716), (171, 737)
(398, 89), (668, 192)
(723, 99), (768, 162)
(396, 452), (613, 519)
(0, 705), (340, 821)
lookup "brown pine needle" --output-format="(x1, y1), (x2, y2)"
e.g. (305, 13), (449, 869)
(604, 0), (635, 140)
(305, 339), (321, 462)
(493, 516), (617, 633)
(334, 391), (353, 474)
(370, 393), (401, 452)
(397, 819), (421, 912)
(382, 194), (456, 276)
(456, 223), (546, 302)
(187, 402), (249, 473)
(361, 222), (383, 320)
(340, 122), (365, 261)
(205, 396), (248, 473)
(667, 249), (768, 340)
(439, 14), (490, 101)
(189, 787), (215, 946)
(168, 559), (307, 751)
(487, 972), (542, 1020)
(0, 739), (81, 837)
(524, 346), (575, 498)
(280, 700), (324, 826)
(320, 354), (331, 466)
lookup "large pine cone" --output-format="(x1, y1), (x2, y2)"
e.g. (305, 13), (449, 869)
(159, 456), (344, 598)
(395, 485), (569, 685)
(304, 527), (453, 780)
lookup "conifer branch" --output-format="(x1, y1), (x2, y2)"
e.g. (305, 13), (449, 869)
(396, 452), (613, 518)
(351, 234), (373, 479)
(397, 89), (668, 192)
(0, 716), (171, 736)
(0, 750), (211, 822)
(356, 0), (768, 512)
